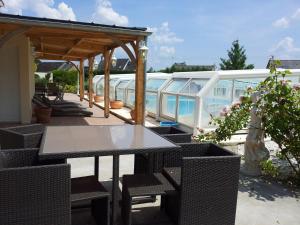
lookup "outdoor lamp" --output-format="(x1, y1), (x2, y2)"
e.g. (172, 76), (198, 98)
(139, 40), (149, 62)
(111, 55), (117, 67)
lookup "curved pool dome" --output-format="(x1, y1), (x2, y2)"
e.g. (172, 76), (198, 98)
(93, 69), (300, 134)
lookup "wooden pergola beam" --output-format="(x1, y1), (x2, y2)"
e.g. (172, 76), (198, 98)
(63, 38), (84, 59)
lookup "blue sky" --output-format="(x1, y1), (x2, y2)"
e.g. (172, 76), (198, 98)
(1, 0), (300, 69)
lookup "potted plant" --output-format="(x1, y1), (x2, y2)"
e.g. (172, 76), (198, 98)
(35, 106), (52, 123)
(110, 99), (124, 109)
(94, 95), (104, 102)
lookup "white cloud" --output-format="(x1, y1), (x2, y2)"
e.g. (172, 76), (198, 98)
(0, 0), (76, 21)
(159, 46), (176, 58)
(270, 36), (300, 58)
(292, 8), (300, 19)
(149, 22), (184, 45)
(92, 0), (128, 26)
(147, 22), (183, 68)
(273, 8), (300, 28)
(272, 17), (289, 28)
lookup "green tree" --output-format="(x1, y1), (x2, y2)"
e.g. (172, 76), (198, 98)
(220, 40), (254, 70)
(52, 70), (78, 86)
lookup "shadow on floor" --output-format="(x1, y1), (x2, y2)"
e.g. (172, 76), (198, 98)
(238, 174), (300, 201)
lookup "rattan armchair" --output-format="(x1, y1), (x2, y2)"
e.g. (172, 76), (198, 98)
(0, 148), (71, 225)
(0, 124), (44, 149)
(134, 126), (192, 174)
(163, 143), (241, 225)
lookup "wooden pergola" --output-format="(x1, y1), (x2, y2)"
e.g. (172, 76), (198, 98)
(0, 14), (151, 124)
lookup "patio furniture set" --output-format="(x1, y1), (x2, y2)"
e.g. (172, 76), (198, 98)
(32, 95), (93, 117)
(0, 124), (241, 225)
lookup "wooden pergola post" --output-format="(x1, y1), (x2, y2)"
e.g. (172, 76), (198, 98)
(134, 39), (146, 125)
(88, 57), (94, 108)
(79, 59), (84, 101)
(103, 50), (110, 118)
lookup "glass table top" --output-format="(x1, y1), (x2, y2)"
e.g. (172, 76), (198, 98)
(40, 125), (177, 156)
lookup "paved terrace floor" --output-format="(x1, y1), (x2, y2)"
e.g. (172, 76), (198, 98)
(2, 93), (299, 225)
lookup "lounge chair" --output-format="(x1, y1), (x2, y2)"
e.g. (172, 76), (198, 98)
(32, 97), (93, 117)
(34, 95), (84, 108)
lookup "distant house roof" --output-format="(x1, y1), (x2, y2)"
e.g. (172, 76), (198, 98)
(36, 61), (73, 73)
(267, 60), (300, 69)
(172, 62), (215, 71)
(98, 58), (135, 72)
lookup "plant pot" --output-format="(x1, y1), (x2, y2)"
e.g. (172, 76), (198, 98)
(35, 107), (52, 123)
(110, 100), (124, 109)
(130, 109), (148, 120)
(130, 109), (136, 120)
(94, 95), (104, 102)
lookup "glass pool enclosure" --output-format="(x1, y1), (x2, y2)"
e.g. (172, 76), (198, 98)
(93, 69), (300, 132)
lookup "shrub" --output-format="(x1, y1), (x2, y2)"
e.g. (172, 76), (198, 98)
(196, 61), (300, 179)
(64, 85), (77, 94)
(53, 69), (78, 86)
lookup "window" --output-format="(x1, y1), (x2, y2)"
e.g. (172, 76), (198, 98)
(214, 87), (227, 96)
(178, 96), (196, 126)
(128, 80), (135, 89)
(115, 80), (130, 101)
(164, 79), (189, 93)
(146, 79), (167, 91)
(146, 92), (157, 114)
(180, 79), (208, 95)
(127, 89), (135, 106)
(95, 78), (104, 96)
(161, 94), (176, 118)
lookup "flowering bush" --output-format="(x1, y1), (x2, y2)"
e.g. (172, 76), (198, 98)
(196, 61), (300, 178)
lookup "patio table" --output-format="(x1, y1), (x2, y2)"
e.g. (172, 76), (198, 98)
(39, 124), (178, 224)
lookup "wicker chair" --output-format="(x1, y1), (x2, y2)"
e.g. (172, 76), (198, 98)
(134, 127), (192, 174)
(0, 148), (71, 225)
(162, 143), (241, 225)
(0, 124), (44, 149)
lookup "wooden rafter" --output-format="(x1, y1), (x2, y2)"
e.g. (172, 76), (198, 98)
(63, 38), (84, 59)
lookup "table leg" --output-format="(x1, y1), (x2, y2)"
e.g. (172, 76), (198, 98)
(94, 156), (99, 179)
(112, 155), (120, 225)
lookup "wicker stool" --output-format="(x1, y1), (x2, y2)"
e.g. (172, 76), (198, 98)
(71, 176), (110, 225)
(121, 173), (175, 225)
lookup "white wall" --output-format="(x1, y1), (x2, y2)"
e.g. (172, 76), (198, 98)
(0, 46), (20, 122)
(0, 34), (34, 123)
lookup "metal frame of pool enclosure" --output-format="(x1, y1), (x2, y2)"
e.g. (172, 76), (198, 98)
(92, 69), (300, 134)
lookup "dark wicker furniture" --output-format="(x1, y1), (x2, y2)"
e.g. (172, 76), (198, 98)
(149, 126), (192, 143)
(134, 126), (192, 174)
(71, 176), (110, 225)
(121, 173), (175, 225)
(39, 125), (178, 224)
(0, 148), (71, 225)
(0, 124), (44, 149)
(163, 143), (241, 225)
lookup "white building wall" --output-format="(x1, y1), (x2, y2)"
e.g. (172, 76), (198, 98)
(0, 45), (20, 122)
(0, 34), (34, 123)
